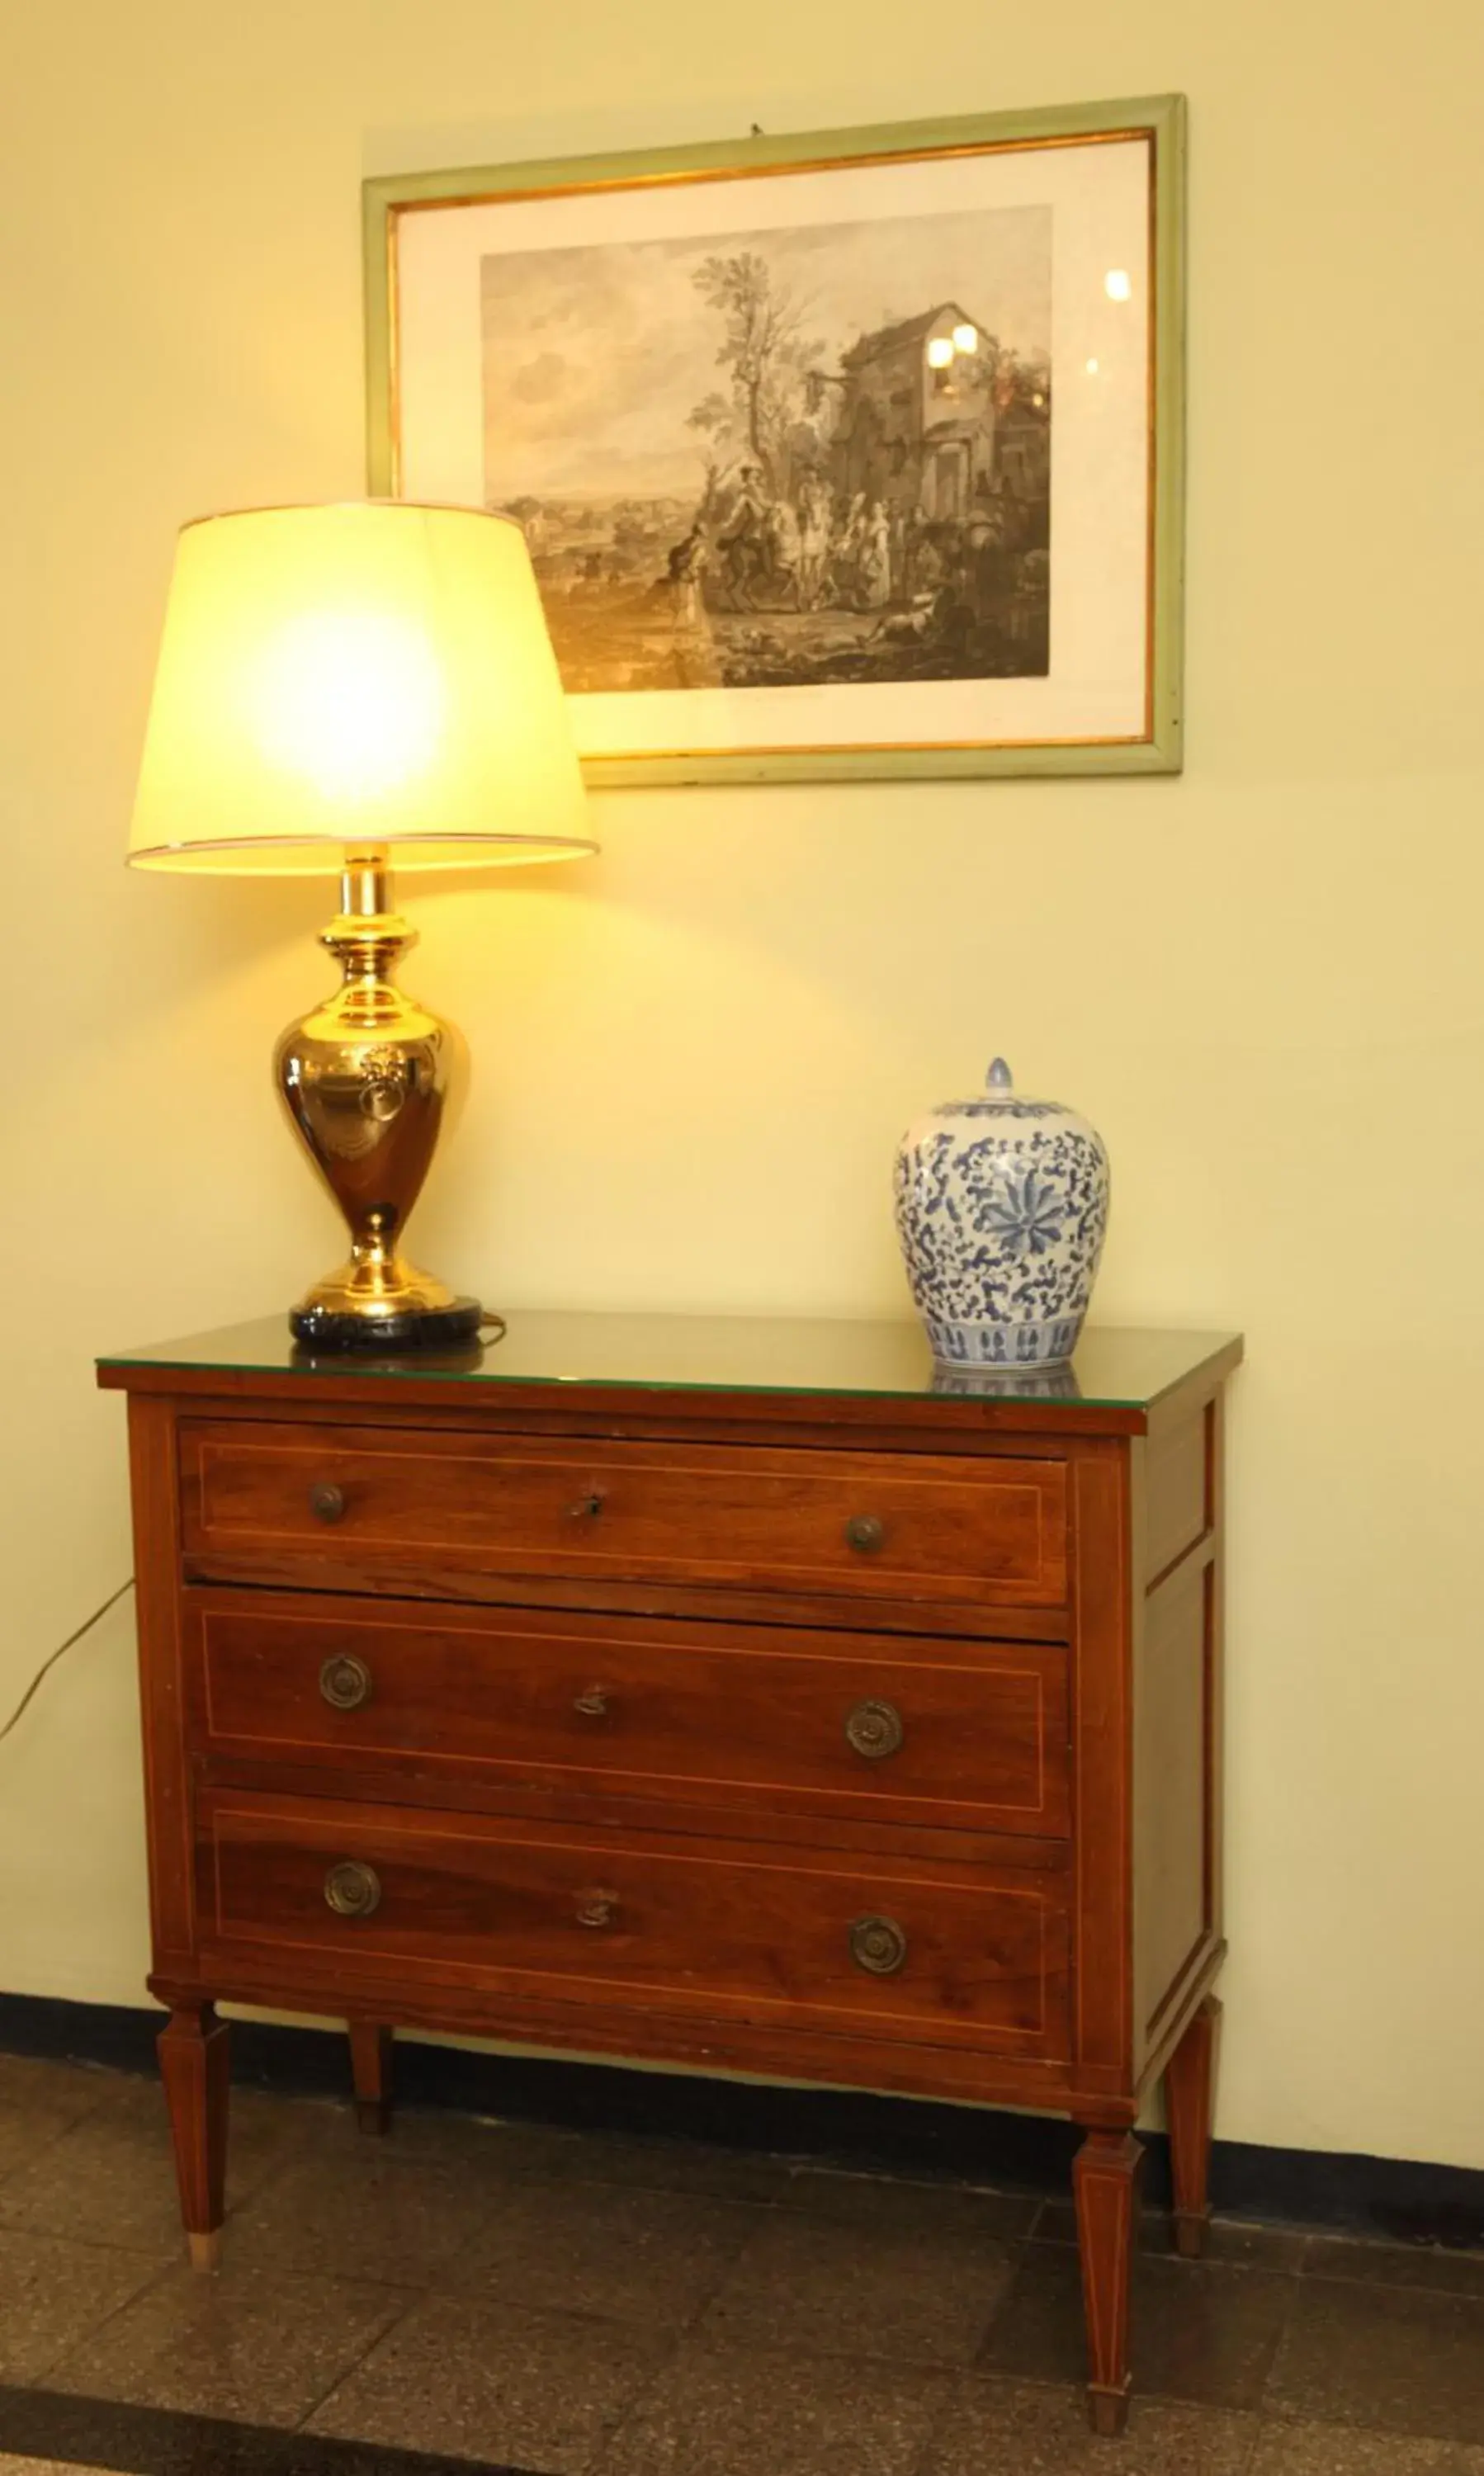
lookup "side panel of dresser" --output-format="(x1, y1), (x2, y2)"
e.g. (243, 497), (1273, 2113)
(127, 1396), (199, 1980)
(1066, 1437), (1136, 2110)
(1128, 1380), (1228, 2088)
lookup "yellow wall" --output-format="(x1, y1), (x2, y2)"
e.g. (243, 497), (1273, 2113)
(3, 0), (1482, 2170)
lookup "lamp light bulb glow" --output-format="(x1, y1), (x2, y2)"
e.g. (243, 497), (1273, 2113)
(926, 337), (955, 369)
(951, 323), (978, 355)
(1104, 268), (1132, 301)
(252, 610), (447, 803)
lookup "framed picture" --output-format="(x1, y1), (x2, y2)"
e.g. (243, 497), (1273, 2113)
(365, 94), (1184, 787)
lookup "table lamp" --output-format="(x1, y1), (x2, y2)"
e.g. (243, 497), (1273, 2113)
(128, 501), (597, 1350)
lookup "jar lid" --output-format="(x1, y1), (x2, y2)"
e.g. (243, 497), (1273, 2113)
(928, 1056), (1073, 1124)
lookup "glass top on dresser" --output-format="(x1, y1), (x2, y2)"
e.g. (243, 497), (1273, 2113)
(98, 1312), (1241, 1410)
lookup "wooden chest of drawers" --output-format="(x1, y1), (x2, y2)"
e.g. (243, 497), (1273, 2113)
(100, 1311), (1241, 2435)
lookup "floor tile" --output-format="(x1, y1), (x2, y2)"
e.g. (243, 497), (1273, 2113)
(782, 2166), (1037, 2240)
(600, 2337), (950, 2476)
(8, 2063), (1484, 2476)
(224, 2147), (508, 2288)
(0, 2232), (158, 2384)
(0, 2379), (603, 2475)
(702, 2208), (1017, 2367)
(1300, 2233), (1484, 2300)
(1249, 2420), (1472, 2471)
(366, 2101), (594, 2179)
(308, 2290), (669, 2474)
(1033, 2197), (1308, 2270)
(46, 2255), (407, 2426)
(540, 2126), (797, 2206)
(1266, 2278), (1484, 2442)
(0, 2461), (119, 2474)
(387, 2105), (795, 2201)
(981, 2243), (1294, 2410)
(923, 2376), (1258, 2473)
(0, 2078), (321, 2259)
(107, 2073), (329, 2197)
(457, 2178), (758, 2327)
(0, 2060), (111, 2190)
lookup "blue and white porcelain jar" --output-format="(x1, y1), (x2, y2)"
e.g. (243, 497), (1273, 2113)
(893, 1058), (1110, 1369)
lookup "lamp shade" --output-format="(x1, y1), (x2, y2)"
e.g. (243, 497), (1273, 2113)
(128, 501), (595, 874)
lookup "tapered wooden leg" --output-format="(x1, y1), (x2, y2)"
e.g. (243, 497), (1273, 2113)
(348, 2021), (395, 2135)
(1165, 1995), (1222, 2259)
(1073, 2127), (1144, 2435)
(158, 2002), (229, 2272)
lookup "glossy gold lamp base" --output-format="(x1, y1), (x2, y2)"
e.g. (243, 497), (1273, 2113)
(274, 851), (482, 1352)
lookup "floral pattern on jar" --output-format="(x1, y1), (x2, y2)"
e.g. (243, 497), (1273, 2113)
(894, 1057), (1109, 1368)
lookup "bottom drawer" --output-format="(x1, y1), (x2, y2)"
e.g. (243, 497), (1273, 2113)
(198, 1791), (1070, 2060)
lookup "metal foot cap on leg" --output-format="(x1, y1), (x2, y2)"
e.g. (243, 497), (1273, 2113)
(158, 2002), (229, 2276)
(1087, 2379), (1132, 2437)
(187, 2228), (221, 2275)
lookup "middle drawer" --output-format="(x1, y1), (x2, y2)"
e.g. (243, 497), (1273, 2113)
(187, 1590), (1070, 1838)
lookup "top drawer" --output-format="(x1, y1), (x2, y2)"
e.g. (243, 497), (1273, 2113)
(179, 1421), (1068, 1611)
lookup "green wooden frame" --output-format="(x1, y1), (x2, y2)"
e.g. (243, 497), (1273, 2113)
(364, 94), (1186, 787)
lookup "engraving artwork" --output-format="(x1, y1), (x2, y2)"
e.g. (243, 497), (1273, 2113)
(481, 205), (1052, 694)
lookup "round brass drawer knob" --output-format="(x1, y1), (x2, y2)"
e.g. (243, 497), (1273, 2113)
(844, 1514), (885, 1554)
(844, 1699), (905, 1760)
(575, 1888), (619, 1930)
(324, 1860), (381, 1920)
(849, 1913), (907, 1975)
(319, 1654), (373, 1713)
(309, 1481), (346, 1524)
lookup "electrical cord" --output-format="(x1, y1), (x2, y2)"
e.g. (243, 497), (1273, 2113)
(0, 1577), (135, 1746)
(1, 1321), (503, 1741)
(3, 1325), (504, 1744)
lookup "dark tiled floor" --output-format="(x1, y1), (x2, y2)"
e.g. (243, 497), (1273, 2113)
(1265, 2280), (1484, 2443)
(48, 2260), (404, 2426)
(924, 2379), (1259, 2474)
(980, 2243), (1297, 2410)
(224, 2147), (522, 2290)
(1, 2459), (121, 2474)
(603, 2341), (949, 2476)
(458, 2180), (759, 2327)
(0, 2061), (106, 2187)
(701, 2207), (1020, 2368)
(306, 2294), (671, 2474)
(0, 2075), (318, 2259)
(1, 2054), (1482, 2474)
(0, 2235), (158, 2388)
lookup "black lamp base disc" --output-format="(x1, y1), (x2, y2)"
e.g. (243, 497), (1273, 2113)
(288, 1297), (484, 1353)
